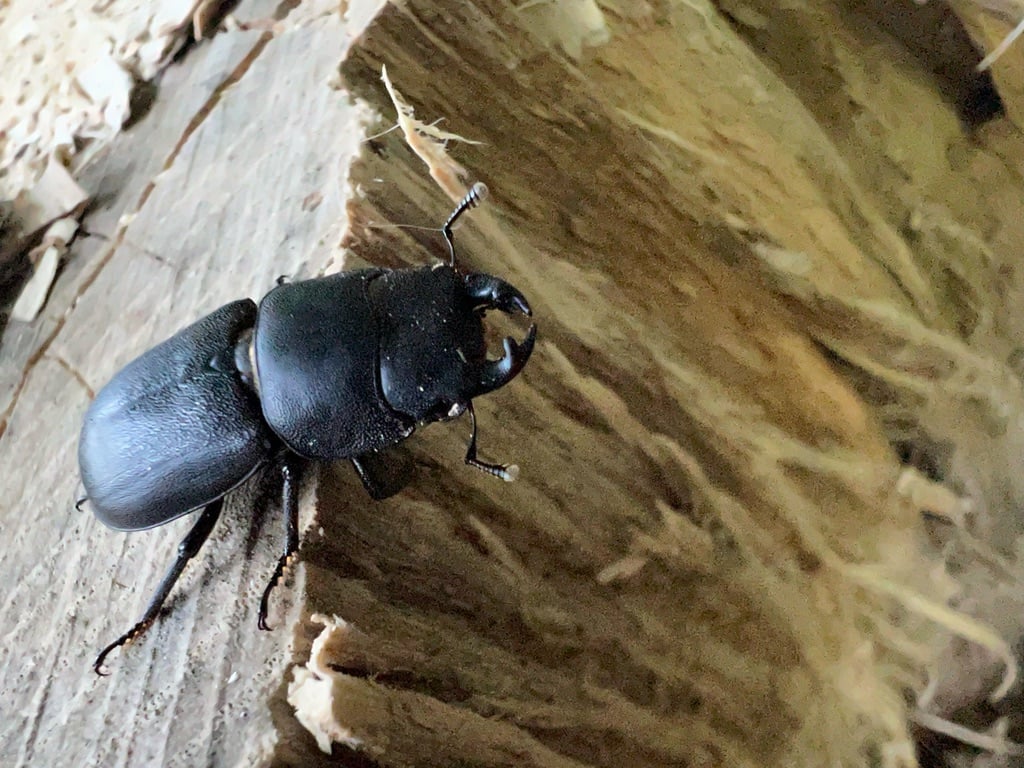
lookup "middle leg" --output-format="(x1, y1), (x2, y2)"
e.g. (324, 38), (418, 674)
(258, 452), (303, 630)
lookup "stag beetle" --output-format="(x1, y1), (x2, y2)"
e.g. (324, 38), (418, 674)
(79, 184), (536, 674)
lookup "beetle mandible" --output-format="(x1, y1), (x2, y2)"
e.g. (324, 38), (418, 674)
(79, 183), (536, 675)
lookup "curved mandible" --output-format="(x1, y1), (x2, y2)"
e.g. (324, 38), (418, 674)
(472, 324), (537, 399)
(463, 273), (532, 316)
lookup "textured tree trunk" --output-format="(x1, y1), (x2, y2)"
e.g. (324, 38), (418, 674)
(281, 1), (1024, 766)
(4, 1), (1024, 767)
(278, 1), (1024, 768)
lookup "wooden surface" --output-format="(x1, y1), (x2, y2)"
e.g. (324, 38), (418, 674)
(4, 1), (1024, 767)
(0, 3), (371, 765)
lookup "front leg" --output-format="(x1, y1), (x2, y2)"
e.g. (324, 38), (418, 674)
(258, 452), (302, 630)
(463, 401), (519, 482)
(351, 444), (414, 500)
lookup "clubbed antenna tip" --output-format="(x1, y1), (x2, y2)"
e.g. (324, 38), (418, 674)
(443, 182), (489, 268)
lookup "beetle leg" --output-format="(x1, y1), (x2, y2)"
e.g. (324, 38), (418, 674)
(351, 446), (414, 500)
(258, 453), (302, 631)
(463, 401), (519, 482)
(93, 499), (224, 675)
(75, 495), (88, 512)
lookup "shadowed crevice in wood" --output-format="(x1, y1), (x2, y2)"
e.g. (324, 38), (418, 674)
(711, 0), (1004, 130)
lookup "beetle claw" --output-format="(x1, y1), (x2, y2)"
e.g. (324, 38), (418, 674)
(258, 584), (276, 631)
(93, 650), (113, 676)
(258, 557), (290, 631)
(93, 618), (153, 675)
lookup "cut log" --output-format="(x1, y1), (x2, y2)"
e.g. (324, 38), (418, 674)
(4, 1), (1024, 767)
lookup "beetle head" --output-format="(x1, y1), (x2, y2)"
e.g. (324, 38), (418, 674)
(374, 266), (536, 423)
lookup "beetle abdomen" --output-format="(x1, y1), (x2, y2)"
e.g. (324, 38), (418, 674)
(79, 300), (275, 531)
(254, 269), (414, 461)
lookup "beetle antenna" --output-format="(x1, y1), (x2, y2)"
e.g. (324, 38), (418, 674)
(365, 223), (439, 232)
(443, 182), (488, 268)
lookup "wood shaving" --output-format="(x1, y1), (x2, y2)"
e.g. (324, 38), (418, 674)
(192, 0), (232, 39)
(515, 0), (610, 59)
(287, 614), (364, 754)
(840, 560), (1018, 703)
(11, 159), (89, 234)
(895, 467), (973, 526)
(977, 10), (1024, 69)
(947, 0), (1024, 69)
(268, 0), (342, 33)
(596, 554), (649, 584)
(1, 0), (212, 200)
(3, 157), (87, 322)
(380, 65), (481, 201)
(11, 215), (80, 322)
(12, 243), (60, 322)
(911, 710), (1024, 756)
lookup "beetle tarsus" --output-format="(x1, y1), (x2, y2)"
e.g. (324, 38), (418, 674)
(257, 559), (288, 631)
(257, 593), (275, 631)
(256, 555), (295, 631)
(75, 495), (88, 512)
(468, 460), (518, 483)
(93, 619), (154, 676)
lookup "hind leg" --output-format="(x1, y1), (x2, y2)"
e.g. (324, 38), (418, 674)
(93, 499), (223, 675)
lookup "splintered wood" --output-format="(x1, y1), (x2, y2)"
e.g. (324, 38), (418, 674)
(380, 64), (481, 201)
(288, 615), (364, 754)
(306, 2), (1024, 766)
(6, 160), (88, 321)
(0, 0), (213, 200)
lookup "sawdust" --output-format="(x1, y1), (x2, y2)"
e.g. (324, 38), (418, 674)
(0, 0), (210, 200)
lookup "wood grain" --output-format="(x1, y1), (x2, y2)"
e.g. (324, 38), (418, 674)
(5, 1), (1024, 766)
(0, 6), (369, 766)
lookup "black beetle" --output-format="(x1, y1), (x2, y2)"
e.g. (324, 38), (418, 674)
(79, 184), (536, 674)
